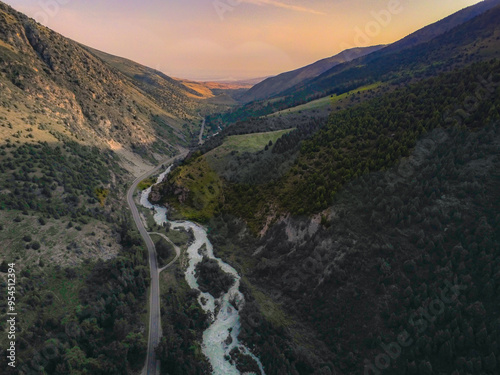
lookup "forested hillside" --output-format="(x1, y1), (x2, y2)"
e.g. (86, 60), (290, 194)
(0, 211), (151, 374)
(156, 59), (500, 232)
(214, 120), (500, 374)
(0, 130), (154, 374)
(153, 56), (500, 373)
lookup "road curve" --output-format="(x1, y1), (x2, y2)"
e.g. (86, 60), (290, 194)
(126, 152), (187, 375)
(149, 232), (181, 273)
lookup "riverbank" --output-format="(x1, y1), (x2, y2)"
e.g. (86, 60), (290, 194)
(140, 167), (265, 375)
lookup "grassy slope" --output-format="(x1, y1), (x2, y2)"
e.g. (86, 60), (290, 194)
(159, 129), (294, 223)
(206, 129), (294, 155)
(269, 83), (381, 116)
(163, 156), (224, 222)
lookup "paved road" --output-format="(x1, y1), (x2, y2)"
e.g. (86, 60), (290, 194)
(126, 152), (187, 375)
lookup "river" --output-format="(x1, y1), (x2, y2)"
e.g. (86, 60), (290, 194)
(140, 167), (266, 375)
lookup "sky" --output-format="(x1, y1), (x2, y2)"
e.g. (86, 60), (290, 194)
(4, 0), (484, 81)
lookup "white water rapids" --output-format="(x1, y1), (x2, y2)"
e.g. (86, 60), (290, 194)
(140, 167), (266, 375)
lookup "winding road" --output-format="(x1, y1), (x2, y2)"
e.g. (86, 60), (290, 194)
(126, 152), (187, 375)
(149, 232), (181, 273)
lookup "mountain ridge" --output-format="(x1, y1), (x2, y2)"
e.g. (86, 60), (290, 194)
(207, 0), (500, 132)
(239, 45), (385, 103)
(283, 0), (500, 100)
(382, 0), (500, 54)
(0, 1), (207, 174)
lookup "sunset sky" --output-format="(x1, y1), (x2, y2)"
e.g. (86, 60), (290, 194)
(4, 0), (484, 80)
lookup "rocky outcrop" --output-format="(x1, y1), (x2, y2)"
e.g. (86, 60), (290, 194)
(149, 179), (190, 205)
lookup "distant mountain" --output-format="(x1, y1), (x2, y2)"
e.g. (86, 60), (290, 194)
(238, 45), (385, 103)
(230, 0), (500, 115)
(220, 76), (269, 86)
(163, 77), (270, 107)
(284, 3), (500, 102)
(174, 78), (254, 99)
(206, 1), (500, 130)
(0, 1), (203, 173)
